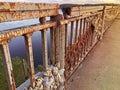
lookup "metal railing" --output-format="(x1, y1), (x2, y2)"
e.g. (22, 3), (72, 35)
(0, 2), (119, 90)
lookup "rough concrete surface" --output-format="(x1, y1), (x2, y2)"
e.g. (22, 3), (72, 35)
(66, 14), (120, 90)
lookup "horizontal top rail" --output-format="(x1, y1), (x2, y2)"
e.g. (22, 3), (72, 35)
(71, 6), (104, 11)
(0, 21), (57, 43)
(62, 5), (120, 16)
(62, 6), (104, 16)
(0, 2), (59, 23)
(0, 2), (59, 11)
(0, 11), (102, 43)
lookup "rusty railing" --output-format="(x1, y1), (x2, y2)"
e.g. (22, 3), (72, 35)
(0, 2), (120, 90)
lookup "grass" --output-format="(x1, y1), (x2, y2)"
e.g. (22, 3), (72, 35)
(0, 53), (43, 90)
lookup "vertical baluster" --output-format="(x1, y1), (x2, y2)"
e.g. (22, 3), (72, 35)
(83, 18), (86, 55)
(83, 18), (86, 35)
(0, 41), (16, 90)
(82, 19), (84, 35)
(85, 18), (88, 52)
(79, 19), (82, 37)
(41, 30), (48, 70)
(65, 24), (68, 48)
(79, 19), (83, 60)
(75, 20), (79, 42)
(70, 21), (74, 45)
(50, 16), (55, 65)
(58, 14), (65, 90)
(24, 33), (35, 87)
(90, 16), (94, 47)
(101, 6), (106, 40)
(87, 18), (91, 49)
(50, 27), (55, 65)
(60, 21), (65, 69)
(39, 17), (48, 70)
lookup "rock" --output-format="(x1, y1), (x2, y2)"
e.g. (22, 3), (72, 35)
(59, 69), (65, 75)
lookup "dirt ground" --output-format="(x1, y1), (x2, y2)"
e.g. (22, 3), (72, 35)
(66, 14), (120, 90)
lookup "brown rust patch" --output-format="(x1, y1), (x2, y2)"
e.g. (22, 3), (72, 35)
(11, 70), (16, 90)
(10, 3), (15, 9)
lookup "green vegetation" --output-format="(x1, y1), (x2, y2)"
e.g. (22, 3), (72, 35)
(0, 52), (8, 90)
(0, 53), (43, 90)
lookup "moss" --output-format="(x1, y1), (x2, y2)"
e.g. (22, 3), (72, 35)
(35, 65), (44, 73)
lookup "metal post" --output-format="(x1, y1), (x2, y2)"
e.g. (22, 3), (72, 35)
(83, 18), (86, 35)
(65, 24), (68, 48)
(70, 21), (74, 45)
(41, 30), (48, 70)
(39, 17), (48, 70)
(0, 41), (16, 90)
(79, 19), (82, 37)
(59, 20), (65, 69)
(100, 6), (106, 40)
(50, 27), (55, 65)
(24, 33), (35, 87)
(75, 20), (79, 42)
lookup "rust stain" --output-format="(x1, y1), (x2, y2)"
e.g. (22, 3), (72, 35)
(10, 3), (15, 9)
(11, 70), (16, 90)
(0, 2), (119, 89)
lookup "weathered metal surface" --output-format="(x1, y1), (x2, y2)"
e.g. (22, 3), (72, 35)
(65, 22), (94, 79)
(79, 19), (82, 36)
(0, 2), (59, 11)
(105, 6), (113, 10)
(0, 2), (59, 22)
(64, 6), (104, 16)
(0, 41), (16, 90)
(71, 6), (103, 11)
(50, 26), (55, 65)
(65, 24), (68, 48)
(0, 9), (58, 22)
(101, 6), (106, 39)
(83, 18), (86, 35)
(60, 11), (103, 25)
(59, 15), (65, 69)
(64, 8), (117, 79)
(0, 2), (119, 90)
(41, 30), (48, 70)
(24, 33), (35, 88)
(40, 17), (48, 70)
(75, 20), (79, 42)
(0, 21), (57, 43)
(70, 21), (74, 45)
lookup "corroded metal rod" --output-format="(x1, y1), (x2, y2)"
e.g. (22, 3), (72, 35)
(79, 19), (83, 37)
(83, 18), (86, 35)
(75, 20), (79, 42)
(24, 33), (35, 88)
(101, 6), (106, 39)
(39, 17), (48, 70)
(59, 20), (65, 69)
(70, 21), (74, 45)
(41, 30), (48, 70)
(50, 27), (55, 65)
(0, 41), (16, 90)
(65, 24), (68, 48)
